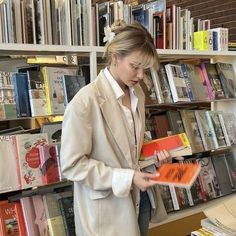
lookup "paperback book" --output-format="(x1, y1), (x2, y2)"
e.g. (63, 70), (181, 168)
(152, 163), (201, 188)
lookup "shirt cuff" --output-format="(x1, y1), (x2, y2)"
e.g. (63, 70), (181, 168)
(112, 168), (134, 197)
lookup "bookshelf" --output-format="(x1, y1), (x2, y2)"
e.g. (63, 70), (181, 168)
(1, 0), (236, 235)
(1, 46), (236, 235)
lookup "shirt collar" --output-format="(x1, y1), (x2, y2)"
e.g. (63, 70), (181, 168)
(103, 67), (124, 100)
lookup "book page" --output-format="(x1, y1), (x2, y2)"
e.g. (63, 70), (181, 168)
(203, 196), (236, 232)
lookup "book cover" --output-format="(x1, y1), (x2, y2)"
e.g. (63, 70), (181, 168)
(157, 65), (173, 103)
(31, 195), (48, 236)
(41, 67), (77, 115)
(196, 157), (221, 200)
(14, 133), (48, 189)
(20, 197), (40, 236)
(202, 63), (225, 100)
(151, 113), (171, 139)
(38, 144), (60, 185)
(152, 163), (201, 188)
(211, 154), (232, 196)
(141, 133), (192, 159)
(194, 110), (215, 151)
(205, 111), (227, 149)
(57, 191), (75, 236)
(12, 72), (31, 117)
(43, 193), (66, 236)
(218, 112), (236, 145)
(62, 74), (86, 105)
(41, 121), (62, 144)
(216, 62), (236, 99)
(166, 110), (185, 135)
(183, 64), (209, 101)
(27, 70), (47, 117)
(0, 135), (20, 193)
(164, 64), (190, 102)
(180, 110), (205, 153)
(0, 201), (26, 236)
(158, 185), (174, 213)
(224, 152), (236, 189)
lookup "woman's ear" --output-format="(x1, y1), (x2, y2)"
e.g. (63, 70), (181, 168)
(111, 53), (119, 66)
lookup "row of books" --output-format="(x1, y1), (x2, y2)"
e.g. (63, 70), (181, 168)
(0, 190), (75, 236)
(160, 152), (236, 213)
(141, 61), (236, 105)
(146, 109), (236, 153)
(0, 132), (64, 193)
(0, 0), (89, 46)
(0, 66), (86, 120)
(95, 0), (229, 51)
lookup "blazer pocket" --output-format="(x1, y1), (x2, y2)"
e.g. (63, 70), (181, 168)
(89, 189), (111, 200)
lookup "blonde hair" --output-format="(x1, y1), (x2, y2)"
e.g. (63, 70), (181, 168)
(103, 20), (160, 70)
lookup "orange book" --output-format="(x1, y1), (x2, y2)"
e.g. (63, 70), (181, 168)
(152, 163), (201, 188)
(141, 133), (192, 159)
(0, 200), (27, 236)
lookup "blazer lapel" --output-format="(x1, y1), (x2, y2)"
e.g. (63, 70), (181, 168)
(95, 71), (133, 167)
(135, 86), (145, 156)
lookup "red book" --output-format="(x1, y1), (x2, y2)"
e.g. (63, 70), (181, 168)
(38, 144), (60, 185)
(141, 133), (192, 159)
(0, 201), (27, 236)
(152, 163), (201, 188)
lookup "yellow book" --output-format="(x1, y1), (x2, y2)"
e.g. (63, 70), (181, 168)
(194, 30), (209, 51)
(42, 67), (52, 115)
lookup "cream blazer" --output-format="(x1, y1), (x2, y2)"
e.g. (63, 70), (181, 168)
(60, 71), (146, 236)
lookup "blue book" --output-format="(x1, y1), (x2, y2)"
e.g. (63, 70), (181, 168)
(12, 73), (31, 117)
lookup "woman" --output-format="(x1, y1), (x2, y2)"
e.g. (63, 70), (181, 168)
(60, 21), (168, 236)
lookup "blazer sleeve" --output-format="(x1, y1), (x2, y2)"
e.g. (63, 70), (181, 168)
(60, 97), (134, 197)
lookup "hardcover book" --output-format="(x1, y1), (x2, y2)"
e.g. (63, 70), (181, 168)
(166, 110), (185, 135)
(164, 64), (190, 102)
(205, 111), (227, 149)
(38, 144), (60, 185)
(180, 110), (204, 153)
(27, 70), (47, 116)
(151, 163), (201, 188)
(12, 72), (31, 117)
(14, 133), (49, 189)
(20, 197), (40, 236)
(218, 112), (236, 145)
(216, 62), (236, 99)
(62, 74), (86, 105)
(211, 154), (232, 196)
(201, 63), (225, 100)
(0, 201), (26, 236)
(0, 135), (20, 193)
(41, 121), (62, 143)
(43, 193), (66, 236)
(194, 110), (215, 151)
(41, 67), (77, 115)
(57, 191), (75, 236)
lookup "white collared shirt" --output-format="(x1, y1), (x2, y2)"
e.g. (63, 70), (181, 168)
(103, 67), (141, 165)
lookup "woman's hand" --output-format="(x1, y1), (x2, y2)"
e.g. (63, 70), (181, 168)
(132, 171), (160, 192)
(155, 150), (184, 167)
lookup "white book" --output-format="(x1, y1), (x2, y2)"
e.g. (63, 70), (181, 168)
(0, 135), (20, 193)
(165, 64), (190, 102)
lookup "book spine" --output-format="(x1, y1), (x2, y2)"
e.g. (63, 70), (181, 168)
(168, 185), (180, 210)
(42, 67), (52, 115)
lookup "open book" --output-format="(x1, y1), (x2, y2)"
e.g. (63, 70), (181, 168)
(203, 196), (236, 235)
(151, 162), (201, 188)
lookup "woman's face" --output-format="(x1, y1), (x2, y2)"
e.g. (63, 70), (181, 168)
(111, 50), (147, 89)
